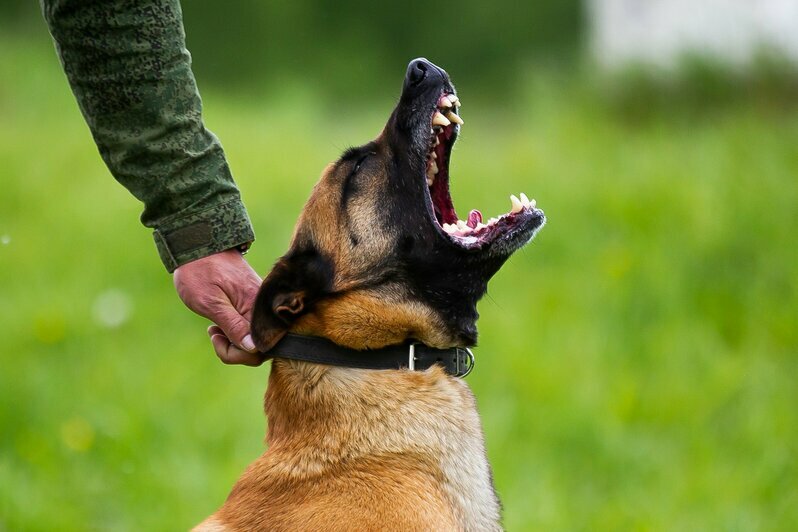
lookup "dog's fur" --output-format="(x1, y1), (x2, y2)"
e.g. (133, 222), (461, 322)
(195, 59), (544, 531)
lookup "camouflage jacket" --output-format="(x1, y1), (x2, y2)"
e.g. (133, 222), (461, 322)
(42, 0), (255, 272)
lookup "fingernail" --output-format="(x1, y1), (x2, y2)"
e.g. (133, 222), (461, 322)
(241, 334), (257, 353)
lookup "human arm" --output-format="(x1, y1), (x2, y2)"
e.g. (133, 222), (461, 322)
(42, 0), (263, 363)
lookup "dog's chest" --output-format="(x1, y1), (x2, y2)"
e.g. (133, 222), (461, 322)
(436, 398), (502, 531)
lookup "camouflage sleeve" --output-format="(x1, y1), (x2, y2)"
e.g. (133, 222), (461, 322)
(41, 0), (255, 272)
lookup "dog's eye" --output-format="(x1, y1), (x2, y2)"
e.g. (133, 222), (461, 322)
(352, 153), (370, 174)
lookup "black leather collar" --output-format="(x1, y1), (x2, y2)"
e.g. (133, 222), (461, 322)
(269, 334), (475, 378)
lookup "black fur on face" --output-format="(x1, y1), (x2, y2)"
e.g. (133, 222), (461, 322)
(251, 58), (545, 351)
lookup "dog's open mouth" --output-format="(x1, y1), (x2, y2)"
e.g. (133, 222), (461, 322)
(423, 93), (543, 251)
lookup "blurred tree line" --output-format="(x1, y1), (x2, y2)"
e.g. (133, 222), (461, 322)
(1, 0), (583, 98)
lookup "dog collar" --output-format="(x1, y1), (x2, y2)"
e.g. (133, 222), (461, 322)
(268, 334), (475, 378)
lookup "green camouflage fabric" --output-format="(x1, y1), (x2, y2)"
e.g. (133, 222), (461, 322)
(41, 0), (255, 272)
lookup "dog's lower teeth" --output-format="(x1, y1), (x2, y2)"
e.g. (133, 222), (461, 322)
(510, 194), (524, 214)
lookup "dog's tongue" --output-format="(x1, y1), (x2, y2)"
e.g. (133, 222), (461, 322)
(466, 209), (482, 229)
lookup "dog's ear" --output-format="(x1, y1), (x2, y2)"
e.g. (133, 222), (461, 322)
(251, 248), (334, 352)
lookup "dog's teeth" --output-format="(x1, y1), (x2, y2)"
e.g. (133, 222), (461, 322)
(427, 176), (434, 186)
(433, 136), (440, 147)
(448, 95), (459, 106)
(529, 198), (537, 209)
(510, 194), (523, 213)
(520, 192), (530, 207)
(432, 111), (451, 127)
(431, 151), (437, 159)
(456, 220), (469, 231)
(489, 217), (498, 224)
(438, 95), (453, 109)
(446, 111), (464, 125)
(476, 223), (487, 230)
(443, 223), (457, 234)
(430, 160), (438, 175)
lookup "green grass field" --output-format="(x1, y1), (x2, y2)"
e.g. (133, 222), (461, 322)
(1, 37), (797, 530)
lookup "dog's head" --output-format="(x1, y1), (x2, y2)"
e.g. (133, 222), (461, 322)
(251, 58), (545, 352)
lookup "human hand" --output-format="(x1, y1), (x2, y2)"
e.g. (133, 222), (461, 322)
(173, 249), (265, 366)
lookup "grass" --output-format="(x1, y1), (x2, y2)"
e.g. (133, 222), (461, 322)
(1, 35), (797, 530)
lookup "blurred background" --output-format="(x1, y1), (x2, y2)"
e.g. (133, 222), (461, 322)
(1, 1), (797, 529)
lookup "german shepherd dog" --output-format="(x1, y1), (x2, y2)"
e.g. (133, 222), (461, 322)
(196, 59), (545, 531)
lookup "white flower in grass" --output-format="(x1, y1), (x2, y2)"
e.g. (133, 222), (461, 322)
(92, 289), (132, 328)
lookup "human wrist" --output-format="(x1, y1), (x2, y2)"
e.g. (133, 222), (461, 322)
(154, 198), (255, 272)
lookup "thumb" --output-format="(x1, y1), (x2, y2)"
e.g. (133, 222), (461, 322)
(212, 305), (257, 353)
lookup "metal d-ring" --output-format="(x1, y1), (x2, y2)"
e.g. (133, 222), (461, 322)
(456, 347), (475, 378)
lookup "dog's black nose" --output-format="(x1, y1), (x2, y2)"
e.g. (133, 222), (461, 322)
(406, 58), (431, 87)
(402, 58), (450, 99)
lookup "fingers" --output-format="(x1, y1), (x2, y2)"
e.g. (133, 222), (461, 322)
(211, 306), (257, 353)
(208, 326), (265, 366)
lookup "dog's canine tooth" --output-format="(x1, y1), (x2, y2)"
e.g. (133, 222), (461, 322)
(520, 193), (530, 207)
(510, 194), (523, 214)
(446, 111), (464, 125)
(438, 95), (452, 109)
(432, 111), (451, 127)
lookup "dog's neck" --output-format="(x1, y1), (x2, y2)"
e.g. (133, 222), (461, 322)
(263, 358), (502, 530)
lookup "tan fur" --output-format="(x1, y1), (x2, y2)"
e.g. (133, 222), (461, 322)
(293, 289), (454, 350)
(197, 361), (500, 531)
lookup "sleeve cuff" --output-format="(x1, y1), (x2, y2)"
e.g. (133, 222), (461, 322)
(153, 199), (255, 273)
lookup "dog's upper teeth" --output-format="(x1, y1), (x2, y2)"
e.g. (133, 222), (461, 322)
(431, 151), (437, 159)
(433, 136), (440, 147)
(438, 95), (452, 109)
(432, 111), (451, 127)
(449, 95), (460, 106)
(446, 111), (464, 125)
(426, 159), (438, 186)
(510, 194), (524, 214)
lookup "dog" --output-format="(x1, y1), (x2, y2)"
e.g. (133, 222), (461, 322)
(195, 58), (545, 531)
